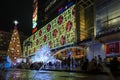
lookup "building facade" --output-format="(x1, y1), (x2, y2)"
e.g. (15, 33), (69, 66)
(96, 0), (120, 62)
(23, 0), (120, 63)
(0, 30), (11, 56)
(23, 0), (95, 61)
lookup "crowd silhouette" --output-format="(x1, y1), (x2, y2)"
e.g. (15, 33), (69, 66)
(12, 54), (120, 74)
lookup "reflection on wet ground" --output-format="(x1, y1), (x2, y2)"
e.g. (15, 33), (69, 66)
(0, 69), (120, 80)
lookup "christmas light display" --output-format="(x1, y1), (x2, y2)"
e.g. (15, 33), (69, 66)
(30, 44), (60, 63)
(32, 0), (38, 33)
(7, 25), (22, 63)
(24, 5), (76, 56)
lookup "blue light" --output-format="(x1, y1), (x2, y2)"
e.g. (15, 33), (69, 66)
(32, 22), (37, 28)
(58, 1), (74, 14)
(0, 56), (11, 69)
(30, 44), (61, 64)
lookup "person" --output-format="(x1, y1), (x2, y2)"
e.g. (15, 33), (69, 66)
(110, 57), (120, 71)
(67, 55), (71, 69)
(80, 57), (84, 69)
(96, 55), (103, 72)
(98, 55), (102, 63)
(87, 58), (97, 72)
(81, 58), (89, 71)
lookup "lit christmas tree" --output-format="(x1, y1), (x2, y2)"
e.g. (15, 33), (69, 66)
(7, 20), (22, 63)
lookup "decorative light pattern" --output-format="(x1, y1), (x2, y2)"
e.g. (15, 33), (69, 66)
(32, 0), (38, 34)
(23, 5), (76, 56)
(47, 24), (51, 32)
(58, 15), (63, 25)
(30, 44), (54, 63)
(66, 21), (72, 31)
(7, 26), (22, 63)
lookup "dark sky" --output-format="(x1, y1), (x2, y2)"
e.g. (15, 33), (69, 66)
(0, 0), (33, 36)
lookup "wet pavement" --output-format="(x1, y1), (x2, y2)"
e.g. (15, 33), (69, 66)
(0, 69), (120, 80)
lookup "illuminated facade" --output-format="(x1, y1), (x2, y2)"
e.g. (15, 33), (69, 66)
(23, 0), (96, 62)
(77, 1), (95, 42)
(22, 0), (120, 62)
(24, 5), (77, 57)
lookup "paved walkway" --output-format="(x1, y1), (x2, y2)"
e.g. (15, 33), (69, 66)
(0, 69), (116, 80)
(41, 66), (120, 76)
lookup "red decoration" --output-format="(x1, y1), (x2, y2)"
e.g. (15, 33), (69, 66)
(106, 44), (110, 54)
(32, 27), (37, 33)
(34, 48), (36, 52)
(72, 6), (76, 17)
(106, 42), (119, 54)
(66, 21), (72, 31)
(58, 15), (63, 25)
(36, 39), (39, 45)
(60, 35), (66, 45)
(53, 29), (58, 37)
(47, 24), (51, 32)
(39, 30), (42, 36)
(114, 42), (119, 53)
(43, 35), (47, 42)
(33, 35), (36, 40)
(49, 41), (52, 48)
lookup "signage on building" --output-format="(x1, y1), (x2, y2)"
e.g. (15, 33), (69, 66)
(106, 42), (119, 55)
(32, 0), (38, 33)
(32, 27), (37, 33)
(58, 1), (74, 14)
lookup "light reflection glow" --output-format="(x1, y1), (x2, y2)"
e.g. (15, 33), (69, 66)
(30, 44), (60, 63)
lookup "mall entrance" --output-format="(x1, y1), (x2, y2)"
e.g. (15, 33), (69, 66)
(52, 46), (86, 68)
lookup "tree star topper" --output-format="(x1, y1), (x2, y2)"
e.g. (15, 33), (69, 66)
(14, 20), (19, 26)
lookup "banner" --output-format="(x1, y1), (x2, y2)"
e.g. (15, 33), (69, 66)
(106, 42), (119, 54)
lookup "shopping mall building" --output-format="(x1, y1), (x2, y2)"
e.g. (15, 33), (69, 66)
(23, 0), (120, 62)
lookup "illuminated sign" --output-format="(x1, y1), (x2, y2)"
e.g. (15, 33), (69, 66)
(24, 5), (76, 55)
(32, 0), (38, 33)
(32, 27), (37, 33)
(58, 2), (74, 14)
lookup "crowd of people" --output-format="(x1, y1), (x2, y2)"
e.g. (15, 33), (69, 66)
(14, 55), (120, 73)
(80, 55), (120, 72)
(80, 55), (104, 72)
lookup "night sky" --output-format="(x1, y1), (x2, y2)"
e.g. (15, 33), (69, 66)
(0, 0), (33, 36)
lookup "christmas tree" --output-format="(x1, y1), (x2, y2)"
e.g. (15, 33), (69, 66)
(7, 21), (22, 63)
